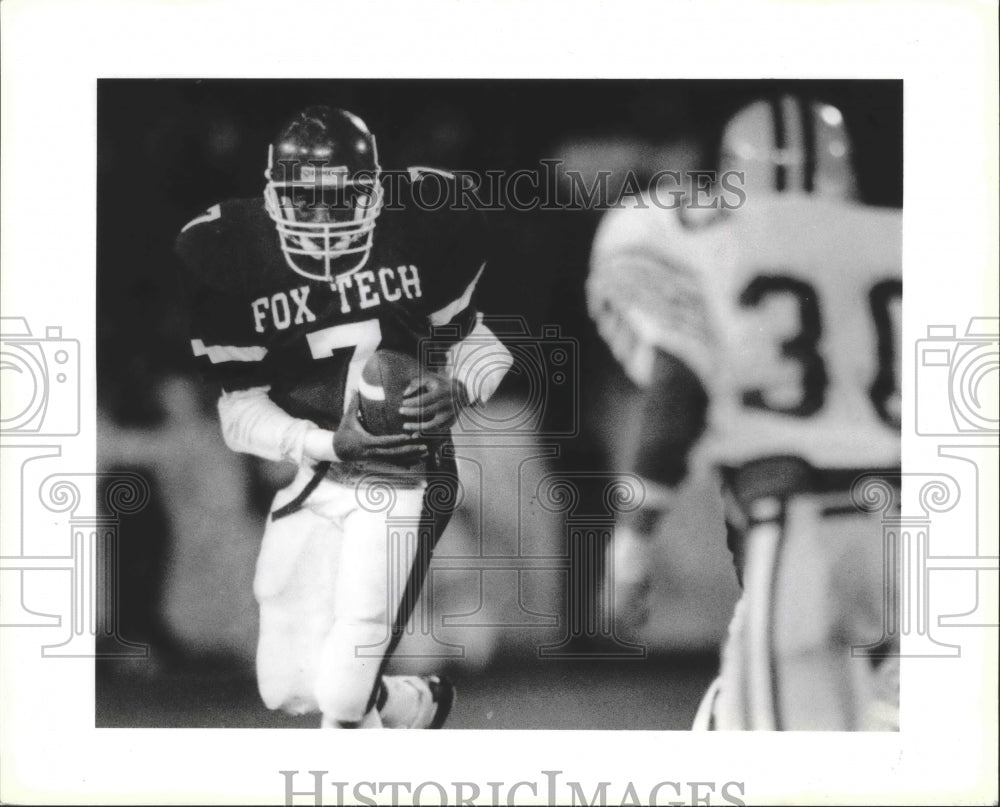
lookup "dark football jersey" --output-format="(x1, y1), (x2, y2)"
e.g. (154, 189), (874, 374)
(176, 170), (487, 430)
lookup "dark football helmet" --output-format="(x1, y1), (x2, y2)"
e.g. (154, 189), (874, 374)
(264, 106), (384, 282)
(720, 95), (858, 200)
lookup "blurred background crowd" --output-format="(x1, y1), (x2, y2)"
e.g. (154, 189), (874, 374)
(96, 79), (902, 728)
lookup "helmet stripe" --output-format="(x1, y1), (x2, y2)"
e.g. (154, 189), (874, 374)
(799, 97), (817, 193)
(782, 94), (805, 193)
(768, 96), (787, 192)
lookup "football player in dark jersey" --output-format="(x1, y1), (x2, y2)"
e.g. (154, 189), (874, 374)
(176, 106), (512, 728)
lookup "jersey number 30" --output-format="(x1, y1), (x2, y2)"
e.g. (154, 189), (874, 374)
(739, 274), (902, 427)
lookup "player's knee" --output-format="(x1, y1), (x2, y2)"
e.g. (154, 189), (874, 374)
(255, 608), (322, 715)
(257, 665), (290, 710)
(257, 652), (315, 715)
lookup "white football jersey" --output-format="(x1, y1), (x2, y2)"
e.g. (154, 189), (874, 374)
(589, 193), (902, 470)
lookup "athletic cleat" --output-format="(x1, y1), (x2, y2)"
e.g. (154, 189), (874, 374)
(426, 674), (455, 729)
(379, 674), (456, 729)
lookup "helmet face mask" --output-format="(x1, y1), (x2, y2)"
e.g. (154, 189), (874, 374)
(263, 107), (384, 283)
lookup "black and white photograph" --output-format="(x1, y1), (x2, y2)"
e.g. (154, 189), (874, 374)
(91, 78), (905, 736)
(1, 2), (997, 805)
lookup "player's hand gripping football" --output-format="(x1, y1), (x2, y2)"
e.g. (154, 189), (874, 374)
(334, 392), (428, 463)
(399, 373), (470, 434)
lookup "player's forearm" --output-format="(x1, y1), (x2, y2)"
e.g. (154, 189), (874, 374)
(625, 349), (709, 485)
(447, 313), (513, 406)
(217, 386), (338, 465)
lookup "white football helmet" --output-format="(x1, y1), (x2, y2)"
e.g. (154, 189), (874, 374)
(720, 95), (858, 199)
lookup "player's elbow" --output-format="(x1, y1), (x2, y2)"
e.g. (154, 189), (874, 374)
(216, 386), (269, 454)
(216, 391), (246, 453)
(471, 337), (513, 404)
(450, 318), (513, 405)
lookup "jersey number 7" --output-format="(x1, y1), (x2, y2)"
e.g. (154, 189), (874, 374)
(306, 319), (382, 415)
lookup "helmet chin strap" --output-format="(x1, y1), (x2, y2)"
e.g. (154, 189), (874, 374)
(291, 232), (356, 258)
(294, 235), (324, 256)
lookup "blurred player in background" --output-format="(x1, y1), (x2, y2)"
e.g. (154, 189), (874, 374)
(176, 106), (512, 728)
(588, 95), (901, 730)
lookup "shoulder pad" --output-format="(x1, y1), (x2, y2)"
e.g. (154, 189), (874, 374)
(407, 165), (457, 182)
(592, 194), (687, 264)
(404, 166), (477, 196)
(174, 198), (271, 295)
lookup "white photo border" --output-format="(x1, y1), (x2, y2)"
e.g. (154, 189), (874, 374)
(1, 1), (997, 805)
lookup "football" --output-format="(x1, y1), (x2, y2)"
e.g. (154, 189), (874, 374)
(358, 349), (424, 435)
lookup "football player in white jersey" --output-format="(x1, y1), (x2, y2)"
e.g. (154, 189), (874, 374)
(588, 95), (901, 730)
